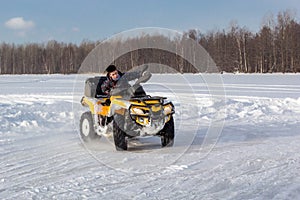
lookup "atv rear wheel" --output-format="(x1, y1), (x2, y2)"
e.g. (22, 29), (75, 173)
(80, 111), (99, 141)
(113, 114), (128, 151)
(160, 116), (175, 147)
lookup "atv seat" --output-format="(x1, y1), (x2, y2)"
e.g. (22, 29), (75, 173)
(84, 76), (108, 98)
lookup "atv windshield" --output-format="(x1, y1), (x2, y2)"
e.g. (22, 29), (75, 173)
(110, 70), (151, 98)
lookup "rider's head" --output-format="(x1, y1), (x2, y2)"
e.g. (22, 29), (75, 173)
(106, 65), (120, 81)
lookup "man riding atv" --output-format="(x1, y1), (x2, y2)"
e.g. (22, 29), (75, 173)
(80, 64), (175, 151)
(98, 64), (148, 97)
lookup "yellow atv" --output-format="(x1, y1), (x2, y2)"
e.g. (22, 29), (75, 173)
(80, 71), (175, 151)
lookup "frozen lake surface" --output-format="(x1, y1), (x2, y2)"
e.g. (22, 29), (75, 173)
(0, 73), (300, 199)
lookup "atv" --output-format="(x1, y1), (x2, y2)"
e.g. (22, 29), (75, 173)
(79, 70), (175, 151)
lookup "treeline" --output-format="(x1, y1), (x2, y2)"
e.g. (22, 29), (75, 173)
(0, 40), (96, 74)
(193, 10), (300, 73)
(0, 10), (299, 74)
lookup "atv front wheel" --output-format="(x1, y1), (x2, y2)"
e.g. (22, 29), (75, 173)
(160, 116), (175, 147)
(113, 114), (128, 151)
(80, 111), (100, 141)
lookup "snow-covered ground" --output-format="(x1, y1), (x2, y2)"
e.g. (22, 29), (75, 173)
(1, 73), (300, 199)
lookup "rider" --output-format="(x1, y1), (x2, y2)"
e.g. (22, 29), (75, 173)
(100, 64), (125, 95)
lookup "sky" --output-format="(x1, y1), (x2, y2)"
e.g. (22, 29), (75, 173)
(1, 0), (300, 44)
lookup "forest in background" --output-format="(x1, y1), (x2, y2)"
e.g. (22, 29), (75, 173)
(0, 10), (299, 74)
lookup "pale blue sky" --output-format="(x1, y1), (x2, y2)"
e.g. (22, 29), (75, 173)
(1, 0), (299, 44)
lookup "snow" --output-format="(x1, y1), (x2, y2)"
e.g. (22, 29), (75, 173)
(1, 73), (300, 199)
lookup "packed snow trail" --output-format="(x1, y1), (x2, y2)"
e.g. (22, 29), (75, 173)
(0, 74), (300, 199)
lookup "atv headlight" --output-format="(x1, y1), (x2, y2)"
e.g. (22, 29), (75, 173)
(130, 106), (149, 116)
(132, 107), (144, 115)
(163, 103), (174, 115)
